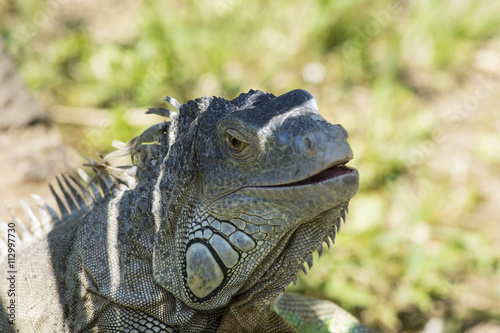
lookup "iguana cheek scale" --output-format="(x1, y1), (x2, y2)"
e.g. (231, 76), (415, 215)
(1, 89), (375, 333)
(185, 242), (225, 298)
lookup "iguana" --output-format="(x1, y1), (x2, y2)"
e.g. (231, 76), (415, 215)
(0, 89), (373, 332)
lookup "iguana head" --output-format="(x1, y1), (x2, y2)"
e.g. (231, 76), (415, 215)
(152, 89), (359, 311)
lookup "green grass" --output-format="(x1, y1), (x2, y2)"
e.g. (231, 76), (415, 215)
(2, 0), (500, 331)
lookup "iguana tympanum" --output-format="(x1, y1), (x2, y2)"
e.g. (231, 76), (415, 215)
(0, 89), (372, 332)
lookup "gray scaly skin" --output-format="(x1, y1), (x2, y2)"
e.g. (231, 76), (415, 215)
(0, 89), (373, 332)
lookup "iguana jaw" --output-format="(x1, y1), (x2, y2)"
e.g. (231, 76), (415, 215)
(206, 161), (358, 305)
(209, 160), (358, 207)
(250, 161), (355, 189)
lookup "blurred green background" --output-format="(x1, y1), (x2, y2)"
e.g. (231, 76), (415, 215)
(2, 0), (500, 332)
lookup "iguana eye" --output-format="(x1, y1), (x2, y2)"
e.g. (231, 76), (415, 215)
(219, 126), (256, 162)
(225, 129), (248, 154)
(228, 136), (246, 152)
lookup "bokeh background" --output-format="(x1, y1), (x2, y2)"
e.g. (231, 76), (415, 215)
(1, 0), (500, 332)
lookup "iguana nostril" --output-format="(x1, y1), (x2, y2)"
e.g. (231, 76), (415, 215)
(302, 136), (316, 155)
(292, 134), (317, 155)
(304, 137), (312, 151)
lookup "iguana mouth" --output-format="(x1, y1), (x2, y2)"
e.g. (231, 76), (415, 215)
(265, 162), (355, 188)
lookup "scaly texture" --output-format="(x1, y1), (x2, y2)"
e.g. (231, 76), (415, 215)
(0, 89), (372, 332)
